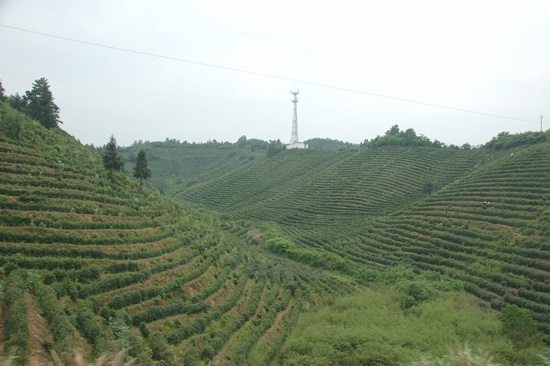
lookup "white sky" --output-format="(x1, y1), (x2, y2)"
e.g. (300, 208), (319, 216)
(1, 0), (549, 147)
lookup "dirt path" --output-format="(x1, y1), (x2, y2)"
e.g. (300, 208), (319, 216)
(25, 292), (54, 366)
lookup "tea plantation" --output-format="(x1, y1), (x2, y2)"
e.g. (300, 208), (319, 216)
(0, 104), (358, 365)
(1, 101), (549, 365)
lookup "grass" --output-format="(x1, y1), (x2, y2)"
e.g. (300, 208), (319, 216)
(279, 286), (546, 366)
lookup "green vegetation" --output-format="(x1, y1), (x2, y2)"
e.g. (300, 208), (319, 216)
(176, 126), (550, 349)
(133, 149), (151, 186)
(5, 77), (61, 129)
(500, 304), (541, 350)
(0, 97), (549, 365)
(485, 130), (549, 150)
(117, 137), (269, 194)
(280, 268), (545, 365)
(102, 135), (125, 180)
(0, 102), (355, 365)
(267, 139), (286, 157)
(362, 124), (446, 148)
(304, 137), (356, 149)
(0, 80), (5, 101)
(280, 289), (532, 365)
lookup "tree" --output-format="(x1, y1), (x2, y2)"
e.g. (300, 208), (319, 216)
(0, 80), (5, 102)
(403, 128), (417, 139)
(7, 93), (26, 112)
(267, 139), (285, 157)
(386, 124), (400, 136)
(102, 135), (125, 180)
(24, 77), (61, 129)
(237, 135), (247, 145)
(133, 149), (151, 186)
(423, 181), (433, 196)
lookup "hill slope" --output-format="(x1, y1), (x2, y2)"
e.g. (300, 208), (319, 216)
(178, 134), (550, 340)
(180, 145), (485, 222)
(1, 101), (549, 365)
(117, 139), (269, 194)
(0, 104), (356, 365)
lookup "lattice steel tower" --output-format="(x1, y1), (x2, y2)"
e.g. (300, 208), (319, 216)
(290, 89), (299, 143)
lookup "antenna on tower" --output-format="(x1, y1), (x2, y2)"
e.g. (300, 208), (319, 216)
(286, 89), (307, 149)
(290, 89), (300, 144)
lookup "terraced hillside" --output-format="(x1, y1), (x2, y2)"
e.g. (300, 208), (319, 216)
(117, 138), (270, 195)
(181, 146), (486, 221)
(2, 98), (549, 365)
(180, 133), (550, 341)
(365, 142), (550, 334)
(0, 104), (356, 365)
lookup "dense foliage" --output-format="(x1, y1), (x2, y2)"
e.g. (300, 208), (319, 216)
(267, 139), (286, 157)
(304, 137), (356, 149)
(484, 130), (549, 150)
(362, 124), (448, 148)
(280, 287), (543, 365)
(23, 78), (61, 129)
(4, 77), (61, 129)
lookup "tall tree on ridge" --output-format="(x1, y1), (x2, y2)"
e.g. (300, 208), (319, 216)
(103, 135), (125, 180)
(24, 77), (61, 129)
(133, 149), (151, 187)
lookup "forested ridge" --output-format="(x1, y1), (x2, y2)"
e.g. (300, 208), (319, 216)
(1, 99), (549, 365)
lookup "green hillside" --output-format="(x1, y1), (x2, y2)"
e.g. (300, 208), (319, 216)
(1, 100), (549, 366)
(180, 145), (484, 221)
(116, 138), (269, 195)
(0, 104), (358, 365)
(179, 131), (550, 342)
(115, 137), (354, 196)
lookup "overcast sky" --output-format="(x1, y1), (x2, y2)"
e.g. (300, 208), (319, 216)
(1, 0), (549, 147)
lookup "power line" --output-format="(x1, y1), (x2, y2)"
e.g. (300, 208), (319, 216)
(0, 23), (544, 126)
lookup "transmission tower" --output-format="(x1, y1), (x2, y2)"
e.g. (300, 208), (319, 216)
(290, 89), (299, 143)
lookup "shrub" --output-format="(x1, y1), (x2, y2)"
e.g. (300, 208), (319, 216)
(500, 305), (541, 350)
(3, 271), (28, 365)
(35, 284), (75, 356)
(75, 305), (107, 357)
(0, 104), (24, 139)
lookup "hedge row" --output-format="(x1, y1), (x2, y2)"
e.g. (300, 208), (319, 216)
(3, 271), (29, 366)
(35, 284), (75, 355)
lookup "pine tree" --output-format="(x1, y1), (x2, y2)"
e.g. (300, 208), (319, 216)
(102, 135), (125, 180)
(0, 80), (6, 102)
(24, 77), (61, 129)
(133, 149), (151, 186)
